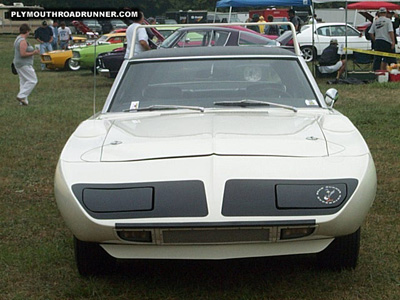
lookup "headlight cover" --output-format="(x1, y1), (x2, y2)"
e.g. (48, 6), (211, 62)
(276, 183), (347, 209)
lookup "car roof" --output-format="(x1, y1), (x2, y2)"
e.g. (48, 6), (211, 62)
(131, 46), (297, 61)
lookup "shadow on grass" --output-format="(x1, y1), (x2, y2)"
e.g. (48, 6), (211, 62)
(111, 254), (318, 282)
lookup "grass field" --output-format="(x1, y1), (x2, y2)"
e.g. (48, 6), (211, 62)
(0, 34), (399, 300)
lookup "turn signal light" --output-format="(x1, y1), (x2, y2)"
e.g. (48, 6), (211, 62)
(118, 230), (152, 243)
(280, 227), (314, 240)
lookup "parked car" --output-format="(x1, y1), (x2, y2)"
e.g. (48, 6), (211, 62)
(296, 23), (371, 62)
(55, 44), (376, 276)
(40, 36), (87, 71)
(159, 26), (279, 48)
(82, 19), (102, 34)
(98, 26), (289, 78)
(70, 32), (126, 71)
(111, 19), (127, 30)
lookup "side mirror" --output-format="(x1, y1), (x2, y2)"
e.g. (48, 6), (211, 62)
(324, 88), (338, 108)
(185, 38), (191, 43)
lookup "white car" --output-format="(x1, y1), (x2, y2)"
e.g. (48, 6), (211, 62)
(55, 46), (376, 276)
(297, 23), (371, 62)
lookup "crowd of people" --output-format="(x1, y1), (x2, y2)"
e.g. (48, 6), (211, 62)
(12, 8), (400, 106)
(246, 9), (305, 36)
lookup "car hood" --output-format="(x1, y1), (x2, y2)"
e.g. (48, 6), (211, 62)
(74, 43), (123, 54)
(99, 112), (328, 162)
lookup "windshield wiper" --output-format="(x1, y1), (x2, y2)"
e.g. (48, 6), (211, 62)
(123, 105), (205, 113)
(213, 99), (297, 112)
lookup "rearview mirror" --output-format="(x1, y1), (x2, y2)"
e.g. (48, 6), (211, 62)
(325, 88), (338, 108)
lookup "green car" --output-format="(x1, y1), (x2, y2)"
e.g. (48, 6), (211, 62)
(70, 32), (126, 71)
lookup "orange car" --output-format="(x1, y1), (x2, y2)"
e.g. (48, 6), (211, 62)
(41, 33), (127, 70)
(41, 36), (87, 70)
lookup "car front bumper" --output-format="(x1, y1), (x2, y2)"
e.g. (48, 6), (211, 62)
(55, 154), (376, 259)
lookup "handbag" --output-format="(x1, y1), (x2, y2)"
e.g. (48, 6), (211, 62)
(11, 62), (17, 75)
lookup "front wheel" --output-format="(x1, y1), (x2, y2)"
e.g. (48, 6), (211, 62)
(74, 236), (116, 276)
(301, 46), (316, 62)
(317, 228), (361, 271)
(67, 58), (81, 71)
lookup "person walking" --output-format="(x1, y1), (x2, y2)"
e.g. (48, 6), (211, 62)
(125, 11), (151, 59)
(34, 21), (53, 70)
(368, 7), (396, 71)
(13, 23), (40, 106)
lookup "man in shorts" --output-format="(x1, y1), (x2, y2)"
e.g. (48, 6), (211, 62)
(368, 7), (396, 71)
(318, 39), (346, 79)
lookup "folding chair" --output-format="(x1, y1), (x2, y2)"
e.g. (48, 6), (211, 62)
(352, 51), (373, 72)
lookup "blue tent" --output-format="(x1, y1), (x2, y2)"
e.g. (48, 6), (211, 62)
(216, 0), (312, 7)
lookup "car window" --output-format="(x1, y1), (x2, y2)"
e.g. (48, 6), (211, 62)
(109, 58), (318, 112)
(212, 31), (230, 46)
(330, 26), (346, 36)
(160, 30), (181, 48)
(317, 26), (331, 36)
(345, 25), (360, 36)
(177, 31), (210, 47)
(238, 32), (277, 46)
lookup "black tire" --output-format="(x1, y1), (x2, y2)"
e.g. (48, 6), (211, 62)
(301, 46), (316, 62)
(317, 228), (361, 271)
(74, 236), (116, 276)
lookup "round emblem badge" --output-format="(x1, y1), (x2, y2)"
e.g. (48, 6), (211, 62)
(316, 186), (342, 205)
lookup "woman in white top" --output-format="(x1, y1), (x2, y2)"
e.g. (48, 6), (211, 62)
(13, 23), (40, 106)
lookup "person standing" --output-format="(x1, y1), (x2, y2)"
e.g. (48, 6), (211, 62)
(258, 16), (267, 33)
(58, 22), (71, 50)
(146, 17), (156, 41)
(318, 39), (347, 80)
(13, 24), (40, 106)
(247, 14), (260, 33)
(125, 11), (151, 59)
(264, 15), (280, 36)
(34, 21), (53, 70)
(288, 9), (301, 32)
(387, 11), (399, 44)
(308, 14), (318, 24)
(368, 7), (396, 71)
(50, 21), (59, 50)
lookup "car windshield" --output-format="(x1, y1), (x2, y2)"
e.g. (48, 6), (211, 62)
(108, 57), (319, 112)
(160, 29), (277, 48)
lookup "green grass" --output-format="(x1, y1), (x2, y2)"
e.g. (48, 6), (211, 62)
(1, 34), (399, 300)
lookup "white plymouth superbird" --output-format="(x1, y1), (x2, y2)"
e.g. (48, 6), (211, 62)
(55, 45), (376, 276)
